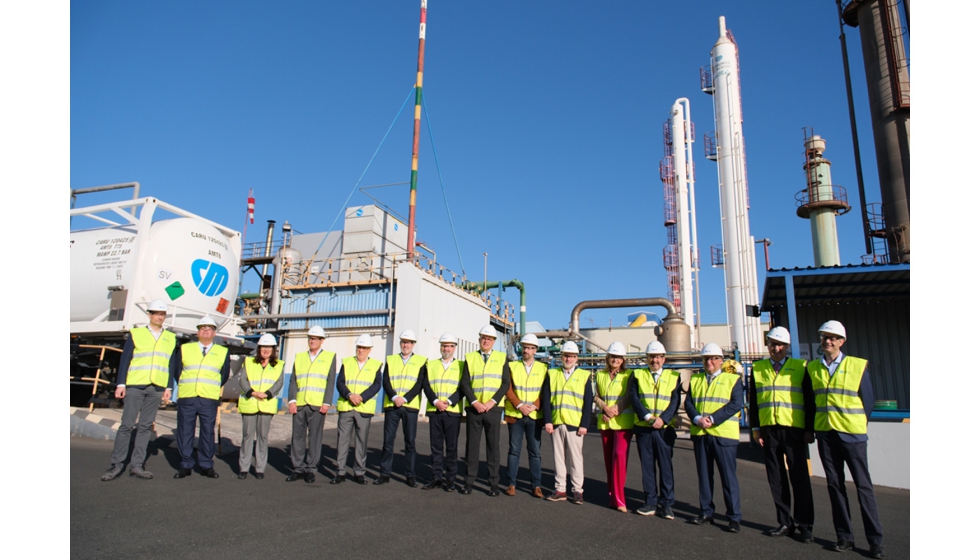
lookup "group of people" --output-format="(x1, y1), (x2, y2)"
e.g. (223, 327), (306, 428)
(101, 301), (884, 558)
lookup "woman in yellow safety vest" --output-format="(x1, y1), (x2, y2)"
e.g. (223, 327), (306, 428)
(238, 334), (285, 479)
(593, 341), (635, 512)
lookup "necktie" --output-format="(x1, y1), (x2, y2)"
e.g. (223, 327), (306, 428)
(774, 361), (781, 373)
(482, 354), (489, 363)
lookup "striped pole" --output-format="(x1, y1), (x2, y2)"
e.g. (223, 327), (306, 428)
(407, 0), (427, 261)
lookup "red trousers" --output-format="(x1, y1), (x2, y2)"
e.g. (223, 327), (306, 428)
(601, 429), (633, 508)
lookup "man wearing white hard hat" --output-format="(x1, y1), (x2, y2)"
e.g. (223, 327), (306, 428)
(748, 326), (815, 542)
(101, 299), (179, 481)
(421, 333), (465, 491)
(629, 340), (682, 519)
(333, 333), (383, 485)
(807, 321), (884, 558)
(459, 325), (511, 496)
(286, 325), (337, 483)
(376, 329), (427, 487)
(237, 334), (285, 480)
(542, 341), (593, 504)
(502, 333), (550, 497)
(174, 315), (231, 479)
(685, 342), (743, 532)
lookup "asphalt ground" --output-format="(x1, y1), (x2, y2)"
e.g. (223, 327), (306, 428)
(71, 423), (909, 559)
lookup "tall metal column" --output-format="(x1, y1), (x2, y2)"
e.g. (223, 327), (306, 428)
(407, 0), (428, 260)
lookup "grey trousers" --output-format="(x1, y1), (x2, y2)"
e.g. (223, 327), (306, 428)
(290, 406), (326, 473)
(336, 411), (371, 476)
(110, 385), (163, 468)
(239, 413), (273, 473)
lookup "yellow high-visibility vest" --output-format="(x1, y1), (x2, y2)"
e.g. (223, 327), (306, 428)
(809, 356), (869, 435)
(505, 361), (548, 420)
(178, 343), (228, 400)
(689, 371), (740, 441)
(383, 354), (427, 410)
(293, 350), (335, 408)
(548, 367), (589, 427)
(238, 359), (284, 414)
(752, 358), (808, 428)
(125, 327), (176, 388)
(595, 369), (635, 430)
(633, 368), (680, 428)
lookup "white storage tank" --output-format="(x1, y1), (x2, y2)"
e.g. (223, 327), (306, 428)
(71, 213), (240, 334)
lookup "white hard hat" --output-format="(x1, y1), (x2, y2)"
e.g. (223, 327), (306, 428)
(818, 320), (846, 339)
(355, 333), (374, 348)
(307, 326), (326, 338)
(607, 341), (626, 357)
(399, 329), (417, 342)
(560, 341), (580, 355)
(439, 332), (458, 345)
(197, 315), (217, 328)
(257, 333), (278, 346)
(146, 299), (168, 313)
(701, 342), (724, 357)
(645, 341), (666, 355)
(478, 325), (498, 339)
(520, 333), (540, 347)
(766, 326), (791, 344)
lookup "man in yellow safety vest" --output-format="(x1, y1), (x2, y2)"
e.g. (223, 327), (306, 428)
(174, 315), (230, 479)
(101, 299), (178, 481)
(286, 326), (336, 483)
(332, 333), (383, 485)
(808, 320), (884, 558)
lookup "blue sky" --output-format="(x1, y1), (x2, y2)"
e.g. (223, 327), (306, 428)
(71, 1), (902, 331)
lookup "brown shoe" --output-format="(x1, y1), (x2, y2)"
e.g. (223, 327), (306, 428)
(546, 490), (567, 502)
(504, 485), (516, 496)
(532, 487), (544, 498)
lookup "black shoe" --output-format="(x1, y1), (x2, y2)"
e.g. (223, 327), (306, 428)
(870, 545), (884, 559)
(354, 475), (367, 485)
(726, 521), (740, 533)
(373, 476), (390, 485)
(459, 485), (473, 495)
(422, 479), (442, 490)
(330, 475), (346, 484)
(488, 489), (500, 497)
(201, 468), (219, 479)
(832, 539), (854, 553)
(443, 482), (457, 492)
(690, 515), (712, 526)
(238, 472), (248, 480)
(304, 472), (316, 483)
(406, 476), (418, 488)
(659, 506), (675, 520)
(286, 472), (303, 482)
(797, 525), (814, 543)
(765, 524), (795, 537)
(174, 468), (193, 479)
(637, 504), (658, 516)
(255, 473), (265, 480)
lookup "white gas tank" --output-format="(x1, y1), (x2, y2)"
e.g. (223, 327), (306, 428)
(71, 217), (240, 332)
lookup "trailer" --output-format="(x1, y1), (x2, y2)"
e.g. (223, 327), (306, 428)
(70, 191), (252, 407)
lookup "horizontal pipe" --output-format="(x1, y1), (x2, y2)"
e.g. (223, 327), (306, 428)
(570, 297), (678, 334)
(245, 309), (389, 320)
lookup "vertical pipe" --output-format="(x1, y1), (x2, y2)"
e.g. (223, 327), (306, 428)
(407, 0), (428, 261)
(836, 0), (873, 255)
(785, 276), (800, 360)
(671, 99), (694, 331)
(711, 16), (747, 353)
(261, 220), (276, 277)
(685, 100), (702, 349)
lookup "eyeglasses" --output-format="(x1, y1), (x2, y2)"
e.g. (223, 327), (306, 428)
(198, 326), (216, 332)
(820, 335), (842, 342)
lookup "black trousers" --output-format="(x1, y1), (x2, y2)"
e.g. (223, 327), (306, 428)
(464, 406), (502, 487)
(817, 431), (884, 546)
(428, 412), (461, 482)
(380, 406), (419, 478)
(761, 425), (814, 527)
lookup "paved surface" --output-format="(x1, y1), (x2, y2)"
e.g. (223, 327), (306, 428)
(72, 423), (909, 559)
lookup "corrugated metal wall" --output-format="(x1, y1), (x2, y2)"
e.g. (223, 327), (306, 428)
(775, 299), (910, 410)
(279, 285), (392, 331)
